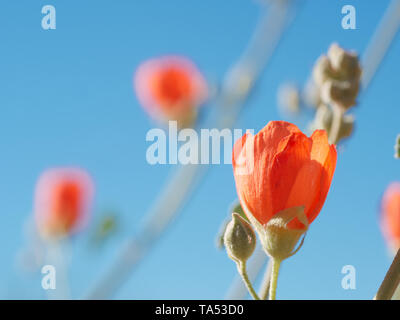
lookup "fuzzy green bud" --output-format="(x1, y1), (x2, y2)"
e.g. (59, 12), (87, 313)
(224, 213), (256, 263)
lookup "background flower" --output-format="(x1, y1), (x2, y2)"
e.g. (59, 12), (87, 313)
(380, 182), (400, 254)
(134, 55), (208, 126)
(34, 168), (94, 239)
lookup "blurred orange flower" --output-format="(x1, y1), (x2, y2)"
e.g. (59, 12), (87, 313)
(233, 121), (337, 229)
(34, 168), (94, 238)
(380, 182), (400, 253)
(134, 55), (208, 126)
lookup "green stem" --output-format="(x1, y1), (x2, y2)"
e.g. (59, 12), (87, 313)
(259, 260), (272, 300)
(269, 258), (282, 300)
(237, 262), (260, 300)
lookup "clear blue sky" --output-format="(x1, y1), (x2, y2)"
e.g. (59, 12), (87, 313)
(0, 0), (399, 299)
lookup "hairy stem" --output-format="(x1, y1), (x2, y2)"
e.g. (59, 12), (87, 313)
(259, 259), (272, 300)
(269, 258), (282, 300)
(237, 262), (260, 300)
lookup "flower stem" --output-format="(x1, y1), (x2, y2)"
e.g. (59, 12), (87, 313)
(237, 262), (260, 300)
(269, 258), (282, 300)
(259, 260), (272, 300)
(375, 247), (400, 300)
(329, 104), (344, 145)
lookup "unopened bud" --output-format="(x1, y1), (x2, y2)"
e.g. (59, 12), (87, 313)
(313, 43), (361, 110)
(321, 80), (359, 110)
(224, 213), (256, 263)
(328, 43), (361, 80)
(338, 114), (355, 142)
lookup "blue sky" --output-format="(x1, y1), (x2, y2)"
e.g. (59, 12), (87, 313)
(0, 0), (399, 299)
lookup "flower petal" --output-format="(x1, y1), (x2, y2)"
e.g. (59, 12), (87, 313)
(307, 143), (337, 224)
(270, 132), (313, 226)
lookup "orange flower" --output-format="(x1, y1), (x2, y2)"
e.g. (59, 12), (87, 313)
(233, 121), (337, 230)
(134, 56), (208, 126)
(34, 168), (94, 238)
(380, 182), (400, 252)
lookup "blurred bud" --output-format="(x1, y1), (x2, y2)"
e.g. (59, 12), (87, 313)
(309, 104), (354, 144)
(321, 80), (359, 110)
(278, 83), (300, 116)
(224, 213), (256, 263)
(395, 135), (400, 159)
(134, 56), (208, 128)
(328, 43), (361, 80)
(313, 43), (361, 110)
(380, 183), (400, 255)
(339, 114), (355, 141)
(34, 168), (94, 239)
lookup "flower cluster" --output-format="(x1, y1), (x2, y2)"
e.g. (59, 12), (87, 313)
(311, 43), (362, 144)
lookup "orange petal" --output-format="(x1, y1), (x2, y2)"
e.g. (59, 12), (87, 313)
(307, 143), (337, 224)
(271, 132), (313, 226)
(310, 130), (331, 165)
(233, 122), (302, 224)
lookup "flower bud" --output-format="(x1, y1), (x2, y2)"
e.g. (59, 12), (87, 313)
(321, 80), (359, 110)
(328, 43), (361, 80)
(224, 213), (256, 263)
(313, 43), (361, 110)
(244, 205), (308, 261)
(339, 114), (355, 141)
